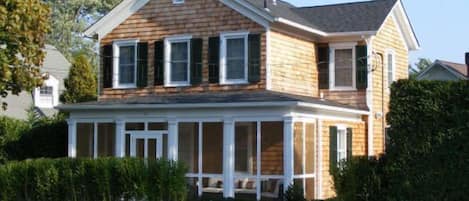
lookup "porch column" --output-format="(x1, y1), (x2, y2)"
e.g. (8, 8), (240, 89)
(115, 119), (125, 157)
(67, 119), (77, 158)
(168, 119), (178, 161)
(283, 116), (294, 190)
(223, 118), (235, 198)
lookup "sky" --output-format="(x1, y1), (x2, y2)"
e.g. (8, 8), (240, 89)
(284, 0), (469, 65)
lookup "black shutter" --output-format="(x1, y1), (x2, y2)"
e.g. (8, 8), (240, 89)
(329, 126), (338, 171)
(248, 34), (261, 83)
(208, 37), (220, 83)
(356, 45), (368, 89)
(191, 38), (203, 85)
(347, 128), (353, 159)
(154, 41), (164, 85)
(137, 42), (148, 88)
(102, 45), (113, 88)
(318, 46), (329, 89)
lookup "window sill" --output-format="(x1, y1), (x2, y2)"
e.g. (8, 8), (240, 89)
(329, 87), (357, 92)
(113, 84), (137, 89)
(164, 82), (191, 87)
(220, 79), (249, 85)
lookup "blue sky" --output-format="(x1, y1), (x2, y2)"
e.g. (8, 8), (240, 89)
(284, 0), (469, 65)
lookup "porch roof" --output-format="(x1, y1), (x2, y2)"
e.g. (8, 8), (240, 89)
(57, 91), (369, 114)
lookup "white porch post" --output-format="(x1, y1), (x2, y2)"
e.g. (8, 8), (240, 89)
(115, 119), (125, 157)
(168, 119), (178, 161)
(283, 116), (294, 190)
(223, 118), (235, 198)
(67, 119), (77, 158)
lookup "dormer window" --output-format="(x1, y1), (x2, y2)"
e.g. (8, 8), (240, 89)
(34, 75), (59, 109)
(39, 86), (53, 96)
(173, 0), (184, 4)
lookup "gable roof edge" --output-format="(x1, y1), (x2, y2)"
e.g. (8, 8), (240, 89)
(417, 61), (468, 80)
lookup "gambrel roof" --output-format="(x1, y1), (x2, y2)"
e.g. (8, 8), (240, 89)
(84, 0), (419, 50)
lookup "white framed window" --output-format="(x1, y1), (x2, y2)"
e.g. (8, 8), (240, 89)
(386, 49), (396, 91)
(113, 39), (138, 89)
(39, 86), (53, 96)
(337, 125), (348, 163)
(220, 31), (249, 85)
(172, 0), (184, 4)
(165, 35), (191, 87)
(34, 75), (59, 109)
(329, 42), (357, 90)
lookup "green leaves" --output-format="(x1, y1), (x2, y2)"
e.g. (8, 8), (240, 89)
(0, 0), (50, 108)
(61, 54), (97, 103)
(0, 158), (188, 201)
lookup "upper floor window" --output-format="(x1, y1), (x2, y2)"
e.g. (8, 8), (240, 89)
(165, 35), (191, 86)
(220, 32), (249, 84)
(39, 86), (53, 96)
(172, 0), (184, 4)
(386, 50), (395, 90)
(329, 42), (357, 90)
(113, 40), (138, 88)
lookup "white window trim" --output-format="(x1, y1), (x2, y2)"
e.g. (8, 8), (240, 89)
(164, 35), (192, 87)
(172, 0), (184, 4)
(329, 42), (357, 91)
(336, 125), (348, 163)
(386, 49), (396, 93)
(113, 39), (139, 89)
(220, 31), (249, 85)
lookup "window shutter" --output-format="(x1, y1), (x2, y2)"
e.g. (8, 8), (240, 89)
(190, 38), (203, 85)
(154, 41), (164, 85)
(137, 42), (148, 88)
(248, 34), (261, 83)
(318, 46), (329, 89)
(356, 45), (368, 89)
(347, 128), (353, 159)
(102, 45), (113, 88)
(329, 126), (338, 170)
(208, 37), (220, 83)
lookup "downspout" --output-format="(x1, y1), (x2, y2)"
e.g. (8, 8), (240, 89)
(365, 37), (374, 156)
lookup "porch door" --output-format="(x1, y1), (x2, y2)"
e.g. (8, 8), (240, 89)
(130, 133), (163, 160)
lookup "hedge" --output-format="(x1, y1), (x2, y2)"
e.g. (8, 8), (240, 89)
(0, 158), (188, 201)
(0, 116), (29, 164)
(332, 80), (469, 201)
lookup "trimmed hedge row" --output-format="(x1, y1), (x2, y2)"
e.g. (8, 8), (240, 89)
(0, 158), (187, 201)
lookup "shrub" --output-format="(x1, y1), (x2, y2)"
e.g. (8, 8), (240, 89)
(61, 54), (97, 104)
(0, 116), (29, 164)
(284, 183), (306, 201)
(0, 158), (188, 201)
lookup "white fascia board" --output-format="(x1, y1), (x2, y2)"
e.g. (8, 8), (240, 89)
(275, 18), (327, 36)
(296, 102), (370, 115)
(220, 0), (273, 28)
(84, 0), (150, 38)
(326, 31), (377, 37)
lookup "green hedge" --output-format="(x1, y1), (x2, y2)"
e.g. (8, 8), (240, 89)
(0, 158), (188, 201)
(332, 80), (469, 201)
(0, 116), (29, 164)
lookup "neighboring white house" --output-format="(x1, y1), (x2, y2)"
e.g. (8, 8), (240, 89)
(0, 45), (71, 119)
(417, 53), (469, 81)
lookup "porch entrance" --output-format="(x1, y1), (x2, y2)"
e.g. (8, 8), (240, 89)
(129, 132), (165, 160)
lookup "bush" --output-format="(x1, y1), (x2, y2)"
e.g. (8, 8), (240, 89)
(284, 184), (306, 201)
(5, 115), (67, 161)
(0, 116), (29, 164)
(0, 158), (188, 201)
(331, 80), (469, 201)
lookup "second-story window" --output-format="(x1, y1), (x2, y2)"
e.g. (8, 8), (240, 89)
(113, 40), (138, 88)
(221, 32), (248, 84)
(386, 50), (395, 91)
(329, 43), (357, 90)
(165, 36), (191, 86)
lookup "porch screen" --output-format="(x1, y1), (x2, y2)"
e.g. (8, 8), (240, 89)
(97, 123), (116, 157)
(202, 122), (223, 174)
(178, 123), (199, 173)
(76, 123), (94, 158)
(235, 122), (257, 174)
(261, 122), (283, 175)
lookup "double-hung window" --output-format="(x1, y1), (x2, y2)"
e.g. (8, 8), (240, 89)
(221, 32), (248, 84)
(337, 126), (347, 162)
(113, 40), (138, 88)
(330, 43), (357, 90)
(39, 86), (53, 96)
(165, 36), (191, 86)
(386, 50), (395, 91)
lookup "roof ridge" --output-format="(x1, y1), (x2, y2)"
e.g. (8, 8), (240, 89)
(436, 59), (465, 66)
(295, 0), (396, 9)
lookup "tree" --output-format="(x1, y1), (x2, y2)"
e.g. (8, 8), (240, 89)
(0, 0), (51, 109)
(413, 58), (433, 72)
(61, 54), (97, 103)
(44, 0), (122, 64)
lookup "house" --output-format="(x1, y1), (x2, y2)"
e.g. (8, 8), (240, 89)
(1, 45), (71, 119)
(417, 53), (469, 80)
(58, 0), (419, 200)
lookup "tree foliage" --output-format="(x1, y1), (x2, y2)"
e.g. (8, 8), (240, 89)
(44, 0), (122, 63)
(61, 54), (97, 103)
(0, 0), (51, 109)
